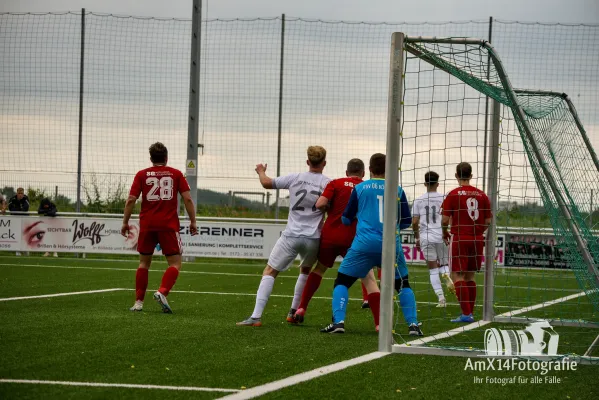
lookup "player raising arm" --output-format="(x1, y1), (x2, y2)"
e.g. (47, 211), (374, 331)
(321, 153), (422, 336)
(441, 162), (492, 323)
(292, 158), (378, 325)
(122, 142), (198, 314)
(412, 171), (454, 307)
(237, 146), (330, 327)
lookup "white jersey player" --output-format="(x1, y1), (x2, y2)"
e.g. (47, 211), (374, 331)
(412, 171), (454, 307)
(237, 146), (330, 327)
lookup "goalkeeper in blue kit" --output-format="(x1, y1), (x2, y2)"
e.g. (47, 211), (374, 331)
(321, 153), (423, 336)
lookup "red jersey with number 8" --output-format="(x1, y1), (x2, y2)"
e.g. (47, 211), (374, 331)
(129, 166), (190, 232)
(441, 185), (491, 238)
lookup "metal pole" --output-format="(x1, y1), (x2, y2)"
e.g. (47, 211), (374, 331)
(274, 14), (285, 219)
(486, 42), (599, 287)
(76, 8), (85, 212)
(379, 32), (404, 353)
(55, 186), (58, 201)
(186, 0), (202, 208)
(483, 99), (500, 322)
(482, 16), (493, 192)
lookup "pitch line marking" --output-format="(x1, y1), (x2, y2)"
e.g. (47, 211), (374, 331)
(397, 291), (588, 347)
(218, 351), (388, 400)
(0, 263), (577, 294)
(222, 291), (590, 399)
(0, 288), (124, 302)
(0, 255), (579, 279)
(119, 288), (514, 309)
(0, 284), (515, 309)
(0, 379), (239, 393)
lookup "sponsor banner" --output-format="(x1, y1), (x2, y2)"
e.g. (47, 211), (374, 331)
(0, 216), (285, 259)
(9, 216), (139, 254)
(179, 222), (284, 259)
(4, 216), (573, 269)
(0, 217), (21, 251)
(504, 234), (569, 268)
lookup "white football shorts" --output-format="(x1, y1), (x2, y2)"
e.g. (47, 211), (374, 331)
(267, 235), (320, 272)
(421, 241), (449, 265)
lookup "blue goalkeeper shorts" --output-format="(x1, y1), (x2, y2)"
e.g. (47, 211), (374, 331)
(338, 242), (408, 279)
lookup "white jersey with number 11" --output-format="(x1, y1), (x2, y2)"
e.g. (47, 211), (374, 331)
(413, 192), (445, 244)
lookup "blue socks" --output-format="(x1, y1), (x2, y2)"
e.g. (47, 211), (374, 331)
(332, 285), (349, 323)
(398, 286), (418, 325)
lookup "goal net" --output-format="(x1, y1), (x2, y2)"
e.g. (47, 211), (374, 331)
(380, 33), (599, 363)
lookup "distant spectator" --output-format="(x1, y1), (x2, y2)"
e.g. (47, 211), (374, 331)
(9, 188), (30, 256)
(8, 188), (30, 214)
(38, 198), (58, 257)
(0, 192), (6, 215)
(38, 198), (58, 217)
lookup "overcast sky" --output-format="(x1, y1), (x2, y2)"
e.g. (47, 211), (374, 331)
(2, 0), (599, 23)
(1, 0), (598, 208)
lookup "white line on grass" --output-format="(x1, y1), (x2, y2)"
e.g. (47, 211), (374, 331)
(0, 263), (516, 309)
(218, 351), (389, 400)
(398, 291), (588, 347)
(1, 263), (578, 293)
(222, 291), (589, 399)
(0, 289), (124, 302)
(126, 289), (514, 309)
(0, 379), (239, 393)
(0, 256), (579, 279)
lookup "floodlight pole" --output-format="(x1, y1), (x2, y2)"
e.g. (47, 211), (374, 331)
(76, 8), (85, 212)
(482, 16), (493, 192)
(379, 32), (404, 353)
(275, 14), (285, 219)
(187, 0), (202, 208)
(483, 99), (501, 322)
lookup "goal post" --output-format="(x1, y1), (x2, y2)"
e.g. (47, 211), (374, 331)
(378, 31), (405, 352)
(381, 33), (599, 364)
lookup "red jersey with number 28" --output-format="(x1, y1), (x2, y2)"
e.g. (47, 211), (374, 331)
(129, 166), (191, 232)
(320, 176), (363, 247)
(441, 185), (491, 238)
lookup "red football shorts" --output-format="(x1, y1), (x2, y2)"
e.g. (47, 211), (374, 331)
(137, 230), (183, 256)
(450, 236), (484, 272)
(318, 241), (350, 268)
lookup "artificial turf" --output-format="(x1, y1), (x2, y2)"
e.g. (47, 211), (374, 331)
(1, 254), (597, 399)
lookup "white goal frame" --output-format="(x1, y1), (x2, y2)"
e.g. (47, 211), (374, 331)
(378, 32), (599, 364)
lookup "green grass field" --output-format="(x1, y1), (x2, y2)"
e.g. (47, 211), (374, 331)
(1, 254), (598, 399)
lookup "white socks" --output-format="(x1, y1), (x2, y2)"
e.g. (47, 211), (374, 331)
(439, 265), (450, 275)
(429, 267), (444, 300)
(291, 273), (309, 310)
(251, 275), (275, 319)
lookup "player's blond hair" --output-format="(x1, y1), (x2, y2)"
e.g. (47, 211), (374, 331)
(307, 145), (326, 166)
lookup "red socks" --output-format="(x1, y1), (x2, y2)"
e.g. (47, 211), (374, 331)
(361, 283), (369, 302)
(298, 272), (323, 311)
(135, 268), (149, 301)
(158, 266), (179, 296)
(368, 292), (381, 326)
(454, 281), (471, 315)
(466, 280), (477, 315)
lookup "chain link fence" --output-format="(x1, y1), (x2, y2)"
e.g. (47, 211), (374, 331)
(1, 12), (597, 215)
